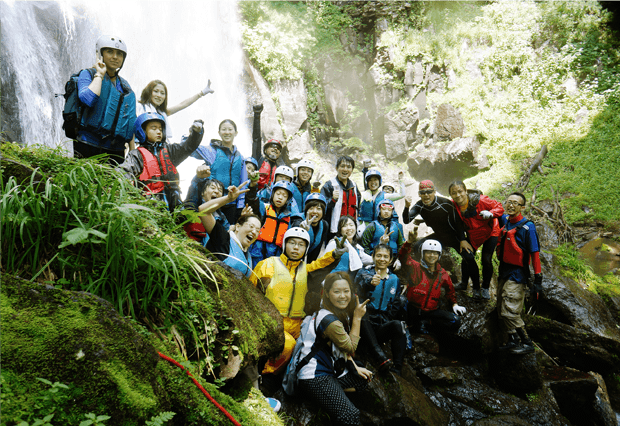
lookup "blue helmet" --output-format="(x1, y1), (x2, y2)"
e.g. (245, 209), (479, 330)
(304, 193), (327, 212)
(270, 180), (293, 204)
(365, 169), (382, 186)
(375, 198), (395, 217)
(135, 112), (166, 144)
(245, 157), (259, 169)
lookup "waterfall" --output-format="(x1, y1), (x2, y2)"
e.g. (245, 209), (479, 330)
(1, 0), (250, 195)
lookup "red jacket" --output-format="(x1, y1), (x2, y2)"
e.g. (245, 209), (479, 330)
(453, 194), (503, 250)
(399, 242), (456, 312)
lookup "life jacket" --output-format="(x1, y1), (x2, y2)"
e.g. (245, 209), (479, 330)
(368, 220), (401, 255)
(497, 218), (531, 268)
(365, 269), (400, 312)
(210, 142), (244, 189)
(258, 158), (277, 190)
(137, 146), (178, 195)
(265, 257), (308, 318)
(79, 72), (136, 149)
(223, 233), (253, 278)
(358, 191), (384, 223)
(406, 266), (447, 312)
(257, 204), (290, 246)
(329, 177), (358, 233)
(184, 222), (206, 242)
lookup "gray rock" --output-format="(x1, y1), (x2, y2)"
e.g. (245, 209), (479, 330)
(404, 60), (415, 85)
(434, 104), (464, 141)
(427, 65), (444, 94)
(413, 89), (430, 120)
(273, 79), (307, 138)
(287, 130), (312, 163)
(407, 136), (489, 191)
(447, 68), (457, 89)
(414, 59), (425, 85)
(590, 371), (618, 426)
(466, 59), (483, 80)
(383, 106), (419, 161)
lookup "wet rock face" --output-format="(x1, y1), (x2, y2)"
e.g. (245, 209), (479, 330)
(407, 136), (489, 191)
(383, 106), (419, 162)
(434, 104), (464, 141)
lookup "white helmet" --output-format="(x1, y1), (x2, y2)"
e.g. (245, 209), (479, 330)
(282, 227), (311, 257)
(96, 35), (127, 72)
(381, 183), (396, 192)
(421, 239), (442, 257)
(295, 159), (315, 176)
(274, 165), (294, 181)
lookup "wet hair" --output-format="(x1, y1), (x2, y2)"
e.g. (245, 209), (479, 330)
(201, 179), (225, 199)
(323, 271), (356, 329)
(236, 213), (262, 227)
(373, 243), (392, 258)
(336, 155), (355, 170)
(508, 192), (527, 206)
(448, 180), (466, 195)
(218, 119), (238, 133)
(304, 199), (326, 219)
(140, 80), (168, 114)
(337, 215), (358, 245)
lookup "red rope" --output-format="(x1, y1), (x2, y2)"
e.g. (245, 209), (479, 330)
(158, 352), (242, 426)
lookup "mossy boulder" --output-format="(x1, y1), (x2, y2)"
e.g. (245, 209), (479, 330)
(0, 274), (281, 425)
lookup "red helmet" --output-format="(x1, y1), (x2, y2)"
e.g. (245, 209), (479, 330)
(263, 139), (283, 155)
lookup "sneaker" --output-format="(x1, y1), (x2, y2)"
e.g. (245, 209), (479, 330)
(481, 288), (490, 300)
(265, 397), (281, 413)
(472, 289), (481, 299)
(499, 333), (520, 351)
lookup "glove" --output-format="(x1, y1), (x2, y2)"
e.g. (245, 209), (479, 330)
(253, 104), (263, 113)
(530, 274), (543, 299)
(479, 210), (493, 220)
(332, 237), (348, 259)
(453, 304), (466, 315)
(191, 119), (204, 132)
(201, 80), (214, 96)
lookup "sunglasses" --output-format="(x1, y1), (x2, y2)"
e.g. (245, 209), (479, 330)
(419, 189), (434, 195)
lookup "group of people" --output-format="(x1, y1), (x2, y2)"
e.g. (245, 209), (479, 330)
(71, 35), (544, 425)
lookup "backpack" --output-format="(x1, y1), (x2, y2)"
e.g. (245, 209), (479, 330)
(282, 313), (326, 396)
(61, 68), (94, 139)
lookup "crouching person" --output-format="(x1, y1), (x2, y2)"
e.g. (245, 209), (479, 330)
(117, 112), (203, 212)
(355, 244), (407, 375)
(297, 272), (373, 426)
(251, 228), (347, 377)
(399, 231), (467, 335)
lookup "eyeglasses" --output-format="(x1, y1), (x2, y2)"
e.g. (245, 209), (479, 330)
(419, 190), (434, 195)
(380, 204), (394, 209)
(505, 200), (525, 207)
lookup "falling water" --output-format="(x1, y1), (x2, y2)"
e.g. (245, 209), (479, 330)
(1, 0), (250, 194)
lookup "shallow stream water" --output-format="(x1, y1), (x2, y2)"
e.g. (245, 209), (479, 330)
(578, 238), (620, 276)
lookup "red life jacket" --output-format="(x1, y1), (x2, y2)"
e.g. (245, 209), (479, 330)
(257, 159), (276, 190)
(257, 204), (290, 246)
(137, 147), (178, 195)
(184, 222), (206, 242)
(340, 186), (358, 218)
(406, 266), (451, 312)
(497, 218), (530, 268)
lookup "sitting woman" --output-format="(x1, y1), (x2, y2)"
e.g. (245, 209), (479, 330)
(355, 244), (407, 375)
(448, 180), (504, 300)
(137, 79), (213, 142)
(297, 271), (373, 426)
(325, 215), (373, 283)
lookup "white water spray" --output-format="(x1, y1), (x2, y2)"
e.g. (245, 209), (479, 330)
(1, 0), (250, 195)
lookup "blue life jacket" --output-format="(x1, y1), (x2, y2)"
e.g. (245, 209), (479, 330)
(223, 235), (253, 277)
(307, 220), (325, 254)
(292, 180), (312, 211)
(364, 268), (400, 312)
(211, 143), (244, 189)
(258, 185), (302, 215)
(369, 220), (402, 255)
(80, 73), (135, 151)
(359, 191), (385, 223)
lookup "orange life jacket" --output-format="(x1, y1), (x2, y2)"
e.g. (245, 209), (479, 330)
(137, 147), (178, 195)
(257, 204), (290, 246)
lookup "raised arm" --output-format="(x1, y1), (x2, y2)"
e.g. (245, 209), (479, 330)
(199, 181), (250, 233)
(167, 80), (214, 116)
(251, 104), (263, 161)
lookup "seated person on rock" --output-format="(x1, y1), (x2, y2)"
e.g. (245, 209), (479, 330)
(399, 232), (467, 335)
(496, 192), (542, 355)
(321, 155), (362, 240)
(198, 180), (262, 278)
(300, 193), (330, 263)
(403, 179), (476, 284)
(247, 180), (303, 266)
(184, 178), (231, 244)
(355, 244), (407, 375)
(295, 271), (373, 426)
(117, 112), (203, 213)
(251, 227), (347, 377)
(360, 199), (405, 260)
(358, 169), (406, 237)
(325, 215), (374, 284)
(449, 180), (504, 300)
